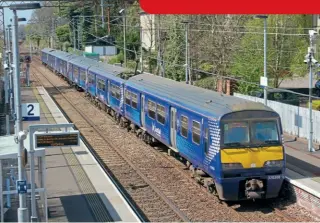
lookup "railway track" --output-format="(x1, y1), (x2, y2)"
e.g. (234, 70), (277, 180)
(29, 57), (317, 222)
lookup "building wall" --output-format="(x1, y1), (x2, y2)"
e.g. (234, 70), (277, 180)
(312, 15), (320, 34)
(140, 13), (155, 51)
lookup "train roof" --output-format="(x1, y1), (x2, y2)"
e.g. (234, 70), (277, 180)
(41, 48), (55, 53)
(89, 63), (127, 77)
(127, 73), (275, 119)
(68, 56), (100, 69)
(53, 50), (73, 59)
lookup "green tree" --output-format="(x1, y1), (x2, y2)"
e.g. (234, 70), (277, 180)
(56, 24), (70, 43)
(231, 15), (311, 94)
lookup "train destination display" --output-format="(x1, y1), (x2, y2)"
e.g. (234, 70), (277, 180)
(35, 131), (80, 148)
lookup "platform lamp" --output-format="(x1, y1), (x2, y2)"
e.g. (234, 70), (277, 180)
(9, 3), (41, 223)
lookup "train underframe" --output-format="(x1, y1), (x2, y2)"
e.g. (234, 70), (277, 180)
(47, 63), (284, 202)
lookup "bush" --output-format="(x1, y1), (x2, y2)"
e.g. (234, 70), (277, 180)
(308, 100), (320, 110)
(194, 77), (217, 91)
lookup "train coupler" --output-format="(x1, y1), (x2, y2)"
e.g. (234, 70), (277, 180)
(245, 179), (265, 200)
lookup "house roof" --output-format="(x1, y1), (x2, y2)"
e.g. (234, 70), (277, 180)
(279, 76), (318, 89)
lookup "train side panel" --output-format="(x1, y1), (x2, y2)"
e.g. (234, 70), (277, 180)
(79, 67), (87, 90)
(87, 71), (96, 96)
(67, 63), (73, 82)
(95, 73), (108, 105)
(175, 107), (204, 170)
(71, 63), (79, 85)
(124, 86), (141, 127)
(143, 93), (170, 146)
(109, 80), (123, 115)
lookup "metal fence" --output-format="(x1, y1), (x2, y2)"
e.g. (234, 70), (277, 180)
(234, 93), (320, 144)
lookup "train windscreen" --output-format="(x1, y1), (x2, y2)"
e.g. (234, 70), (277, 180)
(222, 120), (280, 148)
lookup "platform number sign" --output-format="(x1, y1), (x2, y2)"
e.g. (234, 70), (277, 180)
(16, 180), (27, 194)
(22, 103), (40, 121)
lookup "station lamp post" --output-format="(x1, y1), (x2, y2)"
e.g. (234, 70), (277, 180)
(9, 3), (41, 223)
(255, 15), (268, 106)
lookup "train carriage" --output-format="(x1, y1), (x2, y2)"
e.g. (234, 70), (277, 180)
(68, 57), (95, 90)
(41, 48), (54, 65)
(88, 64), (125, 106)
(40, 48), (286, 202)
(54, 51), (76, 76)
(125, 73), (285, 201)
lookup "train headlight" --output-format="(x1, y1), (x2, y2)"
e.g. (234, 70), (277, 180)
(264, 160), (284, 168)
(222, 163), (243, 170)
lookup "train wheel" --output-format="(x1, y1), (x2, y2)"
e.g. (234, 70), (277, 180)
(207, 183), (218, 196)
(119, 118), (124, 128)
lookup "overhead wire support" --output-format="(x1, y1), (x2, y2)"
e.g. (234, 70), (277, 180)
(84, 28), (320, 102)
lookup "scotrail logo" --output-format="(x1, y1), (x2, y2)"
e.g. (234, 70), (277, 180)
(152, 122), (161, 137)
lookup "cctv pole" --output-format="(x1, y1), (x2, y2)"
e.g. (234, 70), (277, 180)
(123, 10), (127, 67)
(181, 21), (190, 84)
(308, 30), (316, 152)
(72, 19), (76, 51)
(29, 40), (32, 61)
(263, 18), (267, 106)
(140, 25), (143, 72)
(101, 0), (105, 28)
(2, 9), (10, 135)
(12, 9), (28, 222)
(7, 25), (14, 119)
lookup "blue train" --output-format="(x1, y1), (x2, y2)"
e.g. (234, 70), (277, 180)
(41, 48), (286, 201)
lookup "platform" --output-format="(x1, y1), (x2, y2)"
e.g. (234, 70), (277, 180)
(283, 133), (320, 217)
(7, 86), (141, 222)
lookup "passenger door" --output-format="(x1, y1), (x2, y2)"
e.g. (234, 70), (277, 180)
(203, 119), (210, 172)
(107, 80), (110, 104)
(105, 79), (108, 104)
(141, 94), (145, 127)
(170, 107), (177, 148)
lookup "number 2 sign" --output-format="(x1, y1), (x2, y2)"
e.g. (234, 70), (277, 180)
(22, 103), (40, 121)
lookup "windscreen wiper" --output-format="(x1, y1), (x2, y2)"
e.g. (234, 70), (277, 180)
(224, 142), (249, 148)
(264, 140), (280, 144)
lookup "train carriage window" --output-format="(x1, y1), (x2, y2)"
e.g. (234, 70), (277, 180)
(125, 90), (131, 105)
(111, 84), (121, 100)
(88, 74), (95, 84)
(97, 78), (106, 91)
(192, 121), (201, 145)
(157, 104), (166, 125)
(181, 115), (188, 138)
(73, 66), (78, 76)
(131, 93), (138, 109)
(111, 84), (116, 98)
(148, 100), (156, 119)
(115, 86), (121, 100)
(80, 70), (86, 81)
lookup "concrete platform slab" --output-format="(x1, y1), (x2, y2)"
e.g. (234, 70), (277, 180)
(35, 86), (140, 222)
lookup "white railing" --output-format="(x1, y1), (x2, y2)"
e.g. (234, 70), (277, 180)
(234, 93), (320, 143)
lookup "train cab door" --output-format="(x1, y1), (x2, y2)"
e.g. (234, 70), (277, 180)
(203, 120), (211, 172)
(170, 107), (177, 149)
(141, 94), (145, 127)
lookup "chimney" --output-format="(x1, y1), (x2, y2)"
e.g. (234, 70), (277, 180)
(226, 79), (231, 95)
(217, 78), (223, 93)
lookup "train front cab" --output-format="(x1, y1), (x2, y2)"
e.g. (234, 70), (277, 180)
(214, 110), (285, 201)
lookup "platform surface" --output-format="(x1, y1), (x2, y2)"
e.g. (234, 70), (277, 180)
(284, 133), (320, 198)
(3, 86), (140, 222)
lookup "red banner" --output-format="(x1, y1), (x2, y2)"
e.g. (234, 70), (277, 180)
(140, 0), (320, 14)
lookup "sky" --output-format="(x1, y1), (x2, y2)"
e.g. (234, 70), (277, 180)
(3, 2), (34, 26)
